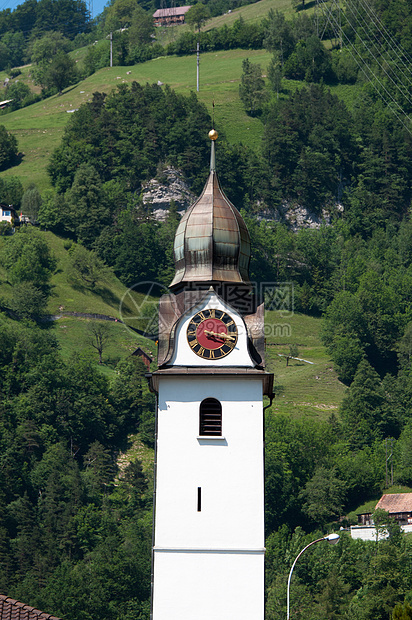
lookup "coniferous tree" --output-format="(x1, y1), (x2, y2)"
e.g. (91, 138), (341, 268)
(339, 359), (386, 449)
(239, 58), (267, 116)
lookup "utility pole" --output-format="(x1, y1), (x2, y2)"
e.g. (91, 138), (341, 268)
(385, 438), (394, 487)
(110, 31), (113, 67)
(196, 41), (200, 92)
(386, 438), (388, 487)
(316, 0), (342, 48)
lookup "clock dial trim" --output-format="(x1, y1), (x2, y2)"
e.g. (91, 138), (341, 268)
(187, 309), (238, 360)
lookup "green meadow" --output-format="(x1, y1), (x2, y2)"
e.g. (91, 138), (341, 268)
(265, 310), (347, 419)
(0, 0), (357, 193)
(0, 48), (272, 191)
(0, 47), (360, 193)
(0, 231), (156, 377)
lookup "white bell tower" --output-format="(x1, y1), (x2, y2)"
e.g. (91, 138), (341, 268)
(149, 130), (273, 620)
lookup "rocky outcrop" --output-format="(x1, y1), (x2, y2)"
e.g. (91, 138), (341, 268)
(257, 201), (336, 231)
(142, 167), (196, 220)
(142, 167), (338, 230)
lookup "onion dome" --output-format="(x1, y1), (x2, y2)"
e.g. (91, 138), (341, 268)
(170, 130), (251, 290)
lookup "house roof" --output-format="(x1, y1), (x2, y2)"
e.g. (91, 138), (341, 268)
(132, 347), (153, 361)
(376, 493), (412, 513)
(153, 6), (191, 17)
(0, 203), (17, 213)
(0, 595), (61, 620)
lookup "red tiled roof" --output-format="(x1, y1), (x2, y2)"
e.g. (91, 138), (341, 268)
(0, 596), (61, 620)
(153, 6), (191, 17)
(376, 493), (412, 513)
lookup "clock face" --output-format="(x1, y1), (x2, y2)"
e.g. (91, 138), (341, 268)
(186, 309), (238, 360)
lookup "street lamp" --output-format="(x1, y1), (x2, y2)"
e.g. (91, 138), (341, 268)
(286, 533), (340, 620)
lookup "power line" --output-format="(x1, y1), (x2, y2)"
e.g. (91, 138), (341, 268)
(355, 0), (412, 68)
(345, 0), (412, 92)
(316, 0), (412, 135)
(343, 1), (412, 107)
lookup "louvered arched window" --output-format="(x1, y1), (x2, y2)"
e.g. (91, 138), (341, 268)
(199, 398), (222, 436)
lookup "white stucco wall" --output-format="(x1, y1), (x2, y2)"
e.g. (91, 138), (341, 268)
(152, 550), (264, 620)
(351, 523), (412, 540)
(153, 375), (265, 619)
(154, 376), (264, 549)
(0, 209), (12, 223)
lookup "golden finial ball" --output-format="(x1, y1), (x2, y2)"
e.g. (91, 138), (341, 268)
(209, 129), (218, 141)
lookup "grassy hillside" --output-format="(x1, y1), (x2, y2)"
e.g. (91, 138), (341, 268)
(265, 310), (346, 418)
(0, 228), (344, 414)
(0, 47), (362, 194)
(53, 316), (155, 377)
(0, 48), (272, 191)
(156, 0), (314, 45)
(0, 231), (156, 375)
(0, 0), (355, 193)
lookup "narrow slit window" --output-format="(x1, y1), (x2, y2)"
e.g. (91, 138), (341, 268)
(199, 398), (222, 436)
(197, 487), (201, 511)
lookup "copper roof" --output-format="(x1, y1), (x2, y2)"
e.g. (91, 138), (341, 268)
(153, 6), (191, 17)
(170, 170), (251, 289)
(0, 596), (61, 620)
(376, 493), (412, 513)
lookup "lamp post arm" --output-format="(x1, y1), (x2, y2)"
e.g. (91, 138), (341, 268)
(286, 537), (326, 620)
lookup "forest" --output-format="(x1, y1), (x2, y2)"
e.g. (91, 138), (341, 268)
(1, 0), (412, 617)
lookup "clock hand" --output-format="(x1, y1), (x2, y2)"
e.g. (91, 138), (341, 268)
(204, 330), (235, 342)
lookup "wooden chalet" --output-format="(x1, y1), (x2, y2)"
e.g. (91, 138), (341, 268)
(358, 493), (412, 526)
(0, 595), (61, 620)
(153, 6), (192, 26)
(131, 346), (153, 370)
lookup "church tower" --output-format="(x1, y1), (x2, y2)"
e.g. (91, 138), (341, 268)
(148, 130), (273, 620)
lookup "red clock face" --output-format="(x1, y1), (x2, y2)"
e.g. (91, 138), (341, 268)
(187, 309), (238, 360)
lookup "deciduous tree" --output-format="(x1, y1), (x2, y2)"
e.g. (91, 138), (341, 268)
(1, 228), (56, 288)
(185, 3), (211, 32)
(87, 321), (111, 364)
(68, 244), (108, 289)
(128, 5), (154, 48)
(0, 126), (19, 171)
(11, 282), (47, 318)
(300, 466), (346, 525)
